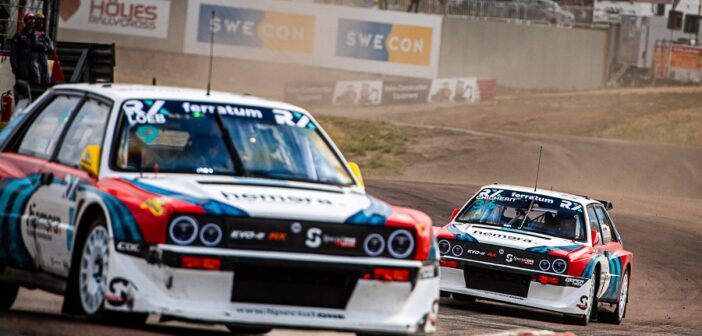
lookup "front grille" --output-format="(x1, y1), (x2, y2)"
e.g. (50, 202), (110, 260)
(231, 263), (362, 309)
(464, 265), (531, 298)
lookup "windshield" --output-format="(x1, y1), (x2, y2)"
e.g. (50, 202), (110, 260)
(456, 188), (586, 241)
(113, 99), (354, 186)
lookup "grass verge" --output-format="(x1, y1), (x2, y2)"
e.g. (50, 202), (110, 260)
(316, 115), (415, 177)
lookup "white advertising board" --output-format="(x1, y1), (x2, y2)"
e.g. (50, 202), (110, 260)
(59, 0), (171, 38)
(183, 0), (442, 78)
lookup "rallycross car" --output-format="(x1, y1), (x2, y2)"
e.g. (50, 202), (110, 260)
(436, 184), (633, 325)
(0, 84), (439, 335)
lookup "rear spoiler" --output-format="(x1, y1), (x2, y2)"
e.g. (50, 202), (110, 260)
(597, 199), (614, 210)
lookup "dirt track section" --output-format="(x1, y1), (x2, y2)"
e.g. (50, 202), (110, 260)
(2, 180), (701, 335)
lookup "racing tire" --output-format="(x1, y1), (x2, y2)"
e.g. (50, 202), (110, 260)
(76, 219), (111, 320)
(599, 270), (629, 324)
(564, 271), (598, 326)
(226, 325), (272, 335)
(0, 283), (19, 312)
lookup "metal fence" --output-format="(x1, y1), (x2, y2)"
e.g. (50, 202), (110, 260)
(314, 0), (599, 27)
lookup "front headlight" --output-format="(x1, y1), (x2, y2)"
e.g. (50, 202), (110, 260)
(364, 233), (386, 256)
(388, 230), (414, 259)
(552, 258), (567, 274)
(200, 223), (223, 247)
(539, 259), (551, 272)
(169, 216), (199, 245)
(438, 239), (451, 255)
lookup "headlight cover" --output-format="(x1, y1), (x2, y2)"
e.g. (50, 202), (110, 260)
(552, 258), (567, 274)
(388, 230), (415, 259)
(169, 216), (199, 245)
(200, 223), (223, 247)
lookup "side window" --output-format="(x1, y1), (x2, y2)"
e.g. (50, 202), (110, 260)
(57, 99), (111, 167)
(594, 206), (616, 243)
(17, 95), (81, 159)
(586, 206), (603, 244)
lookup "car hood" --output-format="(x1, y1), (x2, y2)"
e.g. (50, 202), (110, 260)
(443, 222), (585, 254)
(123, 177), (384, 223)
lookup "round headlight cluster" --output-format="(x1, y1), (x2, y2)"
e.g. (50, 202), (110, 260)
(552, 258), (567, 274)
(438, 240), (451, 255)
(539, 258), (567, 274)
(200, 223), (223, 247)
(169, 216), (199, 245)
(169, 216), (222, 247)
(363, 230), (415, 259)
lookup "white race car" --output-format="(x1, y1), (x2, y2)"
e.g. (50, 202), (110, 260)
(0, 84), (439, 335)
(435, 184), (633, 325)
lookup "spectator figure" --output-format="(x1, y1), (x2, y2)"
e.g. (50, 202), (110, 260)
(10, 12), (37, 102)
(408, 0), (420, 12)
(34, 13), (54, 85)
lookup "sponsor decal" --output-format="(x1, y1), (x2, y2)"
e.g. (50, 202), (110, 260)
(303, 228), (356, 249)
(106, 277), (137, 308)
(267, 231), (287, 241)
(198, 4), (315, 53)
(560, 200), (583, 212)
(123, 99), (168, 126)
(235, 307), (344, 320)
(231, 230), (266, 241)
(487, 251), (497, 258)
(182, 102), (263, 119)
(60, 0), (170, 38)
(140, 197), (167, 217)
(476, 188), (556, 205)
(304, 227), (322, 248)
(273, 109), (316, 130)
(576, 295), (589, 310)
(336, 19), (433, 66)
(565, 277), (585, 287)
(222, 192), (331, 205)
(26, 203), (62, 241)
(116, 241), (141, 253)
(505, 253), (535, 266)
(471, 230), (533, 244)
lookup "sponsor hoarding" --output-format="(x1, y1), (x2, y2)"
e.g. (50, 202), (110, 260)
(332, 80), (383, 106)
(184, 0), (442, 78)
(284, 82), (335, 106)
(382, 79), (432, 104)
(428, 78), (480, 103)
(59, 0), (171, 38)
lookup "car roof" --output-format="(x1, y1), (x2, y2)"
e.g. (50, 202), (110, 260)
(52, 83), (307, 114)
(479, 183), (600, 205)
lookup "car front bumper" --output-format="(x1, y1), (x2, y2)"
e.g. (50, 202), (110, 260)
(105, 245), (439, 334)
(440, 257), (591, 316)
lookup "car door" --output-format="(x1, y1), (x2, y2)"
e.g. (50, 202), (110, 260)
(0, 93), (83, 270)
(30, 96), (112, 277)
(586, 205), (610, 298)
(594, 205), (624, 300)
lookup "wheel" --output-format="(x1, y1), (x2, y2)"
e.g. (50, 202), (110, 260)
(78, 220), (110, 319)
(0, 283), (19, 311)
(564, 271), (597, 326)
(226, 325), (272, 335)
(600, 270), (629, 324)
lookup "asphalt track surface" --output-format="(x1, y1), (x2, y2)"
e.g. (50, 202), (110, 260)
(1, 180), (701, 336)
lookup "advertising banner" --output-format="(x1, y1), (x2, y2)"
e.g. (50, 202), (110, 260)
(428, 78), (480, 103)
(332, 80), (383, 106)
(59, 0), (171, 38)
(184, 0), (442, 78)
(284, 82), (336, 106)
(381, 79), (431, 104)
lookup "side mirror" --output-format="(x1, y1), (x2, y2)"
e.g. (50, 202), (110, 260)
(591, 230), (600, 246)
(450, 207), (460, 221)
(348, 161), (364, 188)
(79, 145), (101, 178)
